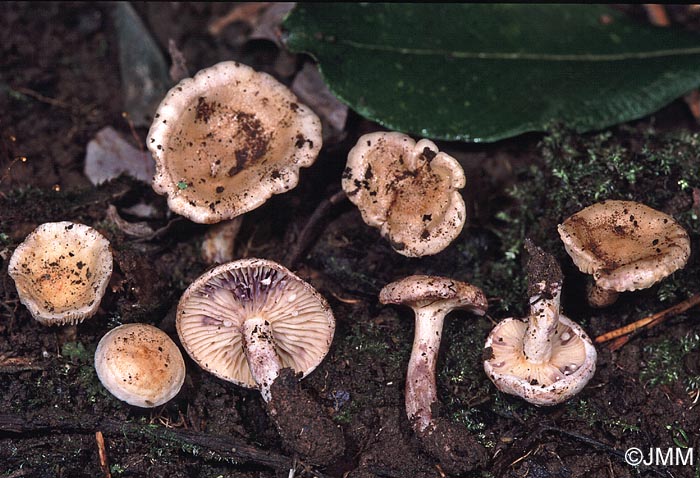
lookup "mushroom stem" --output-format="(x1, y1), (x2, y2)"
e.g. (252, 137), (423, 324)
(406, 307), (444, 434)
(586, 280), (619, 308)
(522, 282), (561, 364)
(243, 317), (281, 402)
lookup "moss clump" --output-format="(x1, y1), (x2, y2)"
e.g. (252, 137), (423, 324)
(640, 332), (700, 391)
(487, 125), (700, 314)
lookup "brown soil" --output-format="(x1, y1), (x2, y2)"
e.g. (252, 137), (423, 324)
(1, 3), (699, 478)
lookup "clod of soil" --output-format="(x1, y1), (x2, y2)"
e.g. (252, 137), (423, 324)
(267, 367), (345, 466)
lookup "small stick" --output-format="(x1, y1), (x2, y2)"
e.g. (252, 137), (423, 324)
(285, 190), (347, 269)
(643, 4), (671, 27)
(595, 292), (700, 345)
(95, 431), (112, 478)
(11, 86), (71, 109)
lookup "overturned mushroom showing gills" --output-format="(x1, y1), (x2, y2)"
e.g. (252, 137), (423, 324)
(558, 200), (691, 308)
(8, 221), (113, 326)
(342, 132), (466, 257)
(379, 275), (488, 474)
(148, 61), (322, 224)
(484, 240), (597, 406)
(176, 258), (343, 464)
(95, 323), (186, 408)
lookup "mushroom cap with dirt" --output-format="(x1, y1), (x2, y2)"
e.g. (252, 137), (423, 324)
(176, 258), (343, 464)
(147, 61), (322, 224)
(558, 200), (691, 307)
(8, 221), (113, 326)
(342, 132), (466, 257)
(379, 275), (489, 474)
(94, 323), (186, 408)
(483, 240), (597, 406)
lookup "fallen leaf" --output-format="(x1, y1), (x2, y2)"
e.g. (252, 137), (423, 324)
(168, 39), (190, 83)
(250, 2), (295, 46)
(84, 127), (155, 185)
(285, 4), (700, 142)
(111, 3), (170, 127)
(292, 63), (348, 143)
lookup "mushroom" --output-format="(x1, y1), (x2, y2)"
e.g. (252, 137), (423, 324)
(342, 132), (466, 257)
(176, 258), (343, 464)
(558, 200), (691, 307)
(147, 60), (322, 224)
(8, 221), (113, 326)
(483, 240), (597, 406)
(379, 275), (488, 473)
(94, 323), (186, 408)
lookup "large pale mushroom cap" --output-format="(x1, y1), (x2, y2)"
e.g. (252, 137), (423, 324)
(176, 258), (335, 388)
(148, 61), (322, 224)
(8, 221), (113, 326)
(558, 200), (690, 292)
(95, 323), (186, 408)
(342, 132), (466, 257)
(483, 315), (597, 406)
(379, 275), (487, 314)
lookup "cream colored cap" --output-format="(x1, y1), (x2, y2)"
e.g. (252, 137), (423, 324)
(148, 61), (322, 224)
(379, 275), (487, 314)
(342, 132), (466, 257)
(94, 323), (186, 408)
(8, 221), (113, 326)
(558, 200), (690, 292)
(176, 258), (335, 388)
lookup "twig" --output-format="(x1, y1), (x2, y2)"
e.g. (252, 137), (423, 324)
(644, 4), (671, 26)
(208, 2), (271, 36)
(284, 190), (348, 269)
(595, 292), (700, 350)
(10, 86), (71, 109)
(0, 413), (332, 477)
(95, 431), (112, 478)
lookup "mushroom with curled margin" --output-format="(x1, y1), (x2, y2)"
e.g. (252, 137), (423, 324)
(484, 240), (597, 406)
(342, 132), (466, 257)
(147, 60), (322, 224)
(176, 258), (343, 465)
(95, 323), (186, 408)
(8, 221), (113, 326)
(558, 200), (691, 308)
(379, 275), (488, 474)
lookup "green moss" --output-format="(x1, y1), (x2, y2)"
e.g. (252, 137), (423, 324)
(61, 341), (91, 363)
(640, 332), (700, 390)
(483, 125), (700, 315)
(568, 398), (640, 433)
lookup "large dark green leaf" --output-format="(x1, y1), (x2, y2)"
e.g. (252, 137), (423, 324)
(284, 4), (700, 142)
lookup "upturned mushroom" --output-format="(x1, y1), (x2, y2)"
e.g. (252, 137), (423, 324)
(558, 200), (691, 307)
(379, 275), (488, 474)
(342, 132), (466, 257)
(176, 258), (343, 465)
(8, 221), (113, 325)
(147, 61), (322, 224)
(94, 323), (186, 408)
(483, 240), (597, 406)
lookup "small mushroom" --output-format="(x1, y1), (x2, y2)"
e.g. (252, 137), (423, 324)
(558, 200), (691, 307)
(484, 240), (597, 406)
(147, 61), (322, 224)
(342, 132), (466, 257)
(8, 221), (113, 326)
(94, 323), (186, 408)
(176, 258), (343, 464)
(379, 275), (488, 473)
